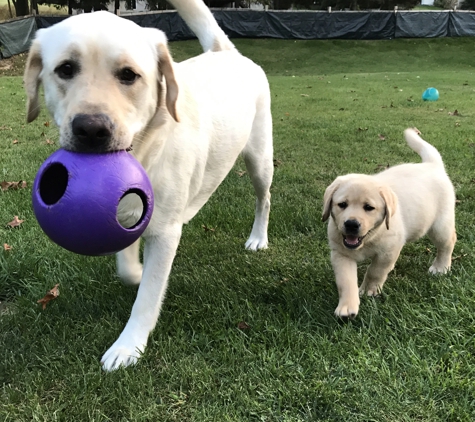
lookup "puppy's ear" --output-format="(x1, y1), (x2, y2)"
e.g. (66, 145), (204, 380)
(379, 185), (398, 229)
(322, 179), (340, 222)
(157, 43), (179, 123)
(24, 40), (43, 123)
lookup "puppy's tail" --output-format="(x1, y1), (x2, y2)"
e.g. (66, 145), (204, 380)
(404, 128), (444, 167)
(167, 0), (235, 53)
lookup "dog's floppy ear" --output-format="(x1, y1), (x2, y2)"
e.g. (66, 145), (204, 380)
(379, 185), (398, 230)
(322, 179), (340, 222)
(24, 40), (43, 123)
(157, 43), (179, 123)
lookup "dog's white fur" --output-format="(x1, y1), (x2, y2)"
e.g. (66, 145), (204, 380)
(24, 0), (273, 370)
(322, 129), (456, 318)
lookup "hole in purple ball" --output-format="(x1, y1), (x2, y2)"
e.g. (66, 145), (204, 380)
(39, 163), (69, 205)
(117, 189), (147, 230)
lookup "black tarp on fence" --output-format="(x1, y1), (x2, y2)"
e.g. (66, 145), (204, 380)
(0, 16), (35, 58)
(3, 10), (475, 59)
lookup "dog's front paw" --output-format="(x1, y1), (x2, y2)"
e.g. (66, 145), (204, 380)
(334, 298), (360, 319)
(101, 336), (146, 371)
(428, 264), (450, 275)
(359, 284), (382, 297)
(245, 234), (268, 251)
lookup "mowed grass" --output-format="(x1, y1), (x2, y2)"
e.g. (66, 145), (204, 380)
(1, 37), (475, 421)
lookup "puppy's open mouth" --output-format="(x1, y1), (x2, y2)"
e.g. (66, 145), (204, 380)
(343, 235), (363, 249)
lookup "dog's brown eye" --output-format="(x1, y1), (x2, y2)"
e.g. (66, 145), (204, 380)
(117, 68), (139, 85)
(55, 62), (78, 80)
(364, 204), (375, 211)
(337, 202), (348, 209)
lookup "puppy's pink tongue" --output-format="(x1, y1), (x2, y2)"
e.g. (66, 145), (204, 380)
(345, 236), (359, 245)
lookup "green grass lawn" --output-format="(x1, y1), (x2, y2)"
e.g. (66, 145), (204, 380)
(1, 37), (475, 421)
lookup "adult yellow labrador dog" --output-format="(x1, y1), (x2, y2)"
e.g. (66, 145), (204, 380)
(322, 129), (456, 318)
(24, 0), (273, 370)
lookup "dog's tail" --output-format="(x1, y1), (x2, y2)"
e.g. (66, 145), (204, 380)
(167, 0), (235, 53)
(404, 128), (444, 167)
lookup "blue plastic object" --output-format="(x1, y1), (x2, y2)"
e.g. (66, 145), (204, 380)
(422, 87), (439, 101)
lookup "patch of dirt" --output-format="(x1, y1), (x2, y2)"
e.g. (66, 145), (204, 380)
(0, 53), (27, 77)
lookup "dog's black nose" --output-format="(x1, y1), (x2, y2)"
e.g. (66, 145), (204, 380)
(72, 114), (113, 149)
(344, 219), (360, 233)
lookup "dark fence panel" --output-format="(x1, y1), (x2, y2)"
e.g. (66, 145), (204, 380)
(36, 16), (68, 29)
(395, 11), (449, 38)
(128, 10), (397, 40)
(126, 11), (194, 40)
(2, 11), (475, 59)
(449, 11), (475, 36)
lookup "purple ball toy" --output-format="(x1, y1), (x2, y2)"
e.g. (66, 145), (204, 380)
(32, 149), (154, 256)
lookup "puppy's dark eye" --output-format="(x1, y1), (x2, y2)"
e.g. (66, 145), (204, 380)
(117, 68), (139, 85)
(55, 62), (78, 80)
(337, 202), (348, 209)
(363, 204), (375, 212)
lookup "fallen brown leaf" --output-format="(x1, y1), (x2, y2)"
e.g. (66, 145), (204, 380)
(273, 159), (282, 167)
(235, 170), (246, 177)
(7, 216), (24, 228)
(202, 224), (215, 232)
(45, 139), (54, 145)
(448, 110), (460, 116)
(12, 139), (18, 144)
(44, 121), (50, 127)
(3, 243), (11, 251)
(37, 284), (60, 310)
(237, 321), (250, 330)
(378, 134), (386, 140)
(1, 180), (27, 191)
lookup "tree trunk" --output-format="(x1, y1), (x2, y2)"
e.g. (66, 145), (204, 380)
(7, 0), (14, 18)
(12, 0), (29, 16)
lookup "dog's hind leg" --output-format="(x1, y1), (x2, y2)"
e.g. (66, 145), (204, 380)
(242, 103), (273, 251)
(117, 239), (143, 286)
(428, 221), (456, 274)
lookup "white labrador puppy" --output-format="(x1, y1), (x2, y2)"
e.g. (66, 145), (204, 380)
(24, 0), (273, 370)
(322, 129), (456, 318)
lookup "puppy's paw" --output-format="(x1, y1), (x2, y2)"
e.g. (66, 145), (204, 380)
(101, 336), (146, 371)
(245, 235), (268, 251)
(334, 299), (360, 319)
(359, 284), (382, 297)
(428, 264), (450, 275)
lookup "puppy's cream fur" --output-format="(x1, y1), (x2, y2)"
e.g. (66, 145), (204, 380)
(322, 129), (456, 318)
(24, 1), (273, 370)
